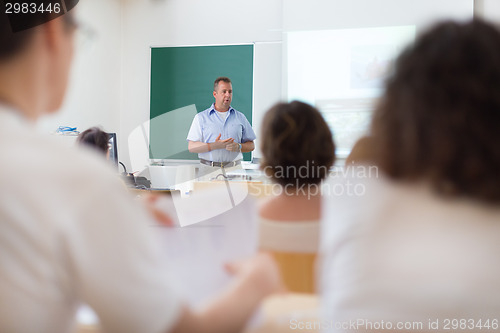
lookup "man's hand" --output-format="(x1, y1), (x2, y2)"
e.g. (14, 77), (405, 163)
(211, 133), (234, 150)
(225, 141), (241, 152)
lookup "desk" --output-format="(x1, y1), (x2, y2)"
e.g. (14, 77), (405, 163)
(76, 324), (98, 333)
(244, 293), (320, 333)
(129, 188), (181, 196)
(192, 180), (275, 199)
(76, 293), (319, 333)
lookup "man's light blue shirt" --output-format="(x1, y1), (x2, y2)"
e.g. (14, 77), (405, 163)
(187, 104), (256, 162)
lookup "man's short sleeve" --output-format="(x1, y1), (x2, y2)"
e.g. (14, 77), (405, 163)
(187, 113), (202, 142)
(241, 115), (256, 142)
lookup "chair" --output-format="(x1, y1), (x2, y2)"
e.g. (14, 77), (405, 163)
(258, 219), (319, 293)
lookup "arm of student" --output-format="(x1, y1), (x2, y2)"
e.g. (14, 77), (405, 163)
(168, 253), (282, 333)
(140, 193), (174, 226)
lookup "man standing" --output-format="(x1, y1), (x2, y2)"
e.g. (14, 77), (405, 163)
(187, 77), (256, 178)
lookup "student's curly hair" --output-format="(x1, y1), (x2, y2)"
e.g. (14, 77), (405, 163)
(260, 101), (335, 187)
(371, 19), (500, 203)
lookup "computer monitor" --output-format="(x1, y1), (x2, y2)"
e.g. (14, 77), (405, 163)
(107, 133), (118, 166)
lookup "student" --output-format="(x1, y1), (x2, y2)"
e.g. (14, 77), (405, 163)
(258, 101), (335, 292)
(0, 9), (281, 333)
(344, 136), (376, 168)
(77, 126), (175, 225)
(320, 19), (500, 331)
(77, 126), (110, 157)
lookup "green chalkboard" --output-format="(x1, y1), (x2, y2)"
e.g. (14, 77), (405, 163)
(150, 44), (254, 161)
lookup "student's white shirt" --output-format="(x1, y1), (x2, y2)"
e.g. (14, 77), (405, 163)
(0, 105), (182, 333)
(320, 169), (500, 332)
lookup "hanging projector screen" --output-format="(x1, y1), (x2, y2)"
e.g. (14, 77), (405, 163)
(286, 26), (415, 156)
(281, 0), (474, 157)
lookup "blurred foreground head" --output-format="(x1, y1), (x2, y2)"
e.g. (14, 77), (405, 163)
(372, 19), (500, 204)
(0, 7), (76, 119)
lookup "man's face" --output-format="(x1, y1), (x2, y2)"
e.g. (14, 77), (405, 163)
(213, 81), (232, 111)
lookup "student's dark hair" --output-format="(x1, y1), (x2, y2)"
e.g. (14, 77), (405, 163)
(260, 101), (335, 187)
(371, 19), (500, 203)
(213, 77), (231, 91)
(0, 10), (75, 60)
(345, 136), (377, 167)
(77, 127), (110, 155)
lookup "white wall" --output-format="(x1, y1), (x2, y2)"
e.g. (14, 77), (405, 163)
(475, 0), (500, 22)
(37, 0), (500, 170)
(119, 0), (477, 170)
(37, 0), (122, 137)
(283, 0), (473, 32)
